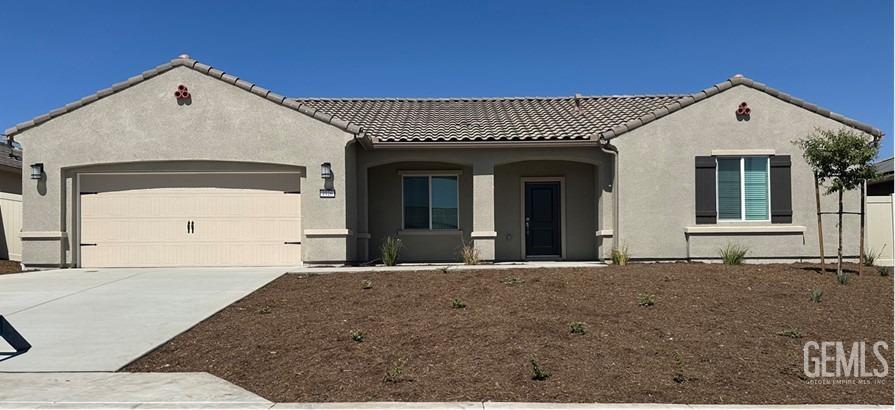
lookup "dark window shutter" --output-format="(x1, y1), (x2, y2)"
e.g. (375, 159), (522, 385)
(695, 156), (717, 224)
(769, 155), (792, 223)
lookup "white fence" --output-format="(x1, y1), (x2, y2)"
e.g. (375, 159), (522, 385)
(867, 195), (894, 267)
(0, 192), (22, 261)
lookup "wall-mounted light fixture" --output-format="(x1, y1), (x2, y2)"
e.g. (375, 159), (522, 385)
(321, 162), (333, 179)
(30, 163), (44, 180)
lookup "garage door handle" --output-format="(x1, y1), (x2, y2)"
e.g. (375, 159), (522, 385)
(190, 221), (195, 234)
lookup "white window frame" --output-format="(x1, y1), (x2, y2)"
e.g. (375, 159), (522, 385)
(715, 156), (771, 223)
(400, 173), (460, 230)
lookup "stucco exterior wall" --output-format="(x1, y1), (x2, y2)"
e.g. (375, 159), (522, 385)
(494, 160), (598, 261)
(356, 147), (612, 263)
(0, 168), (22, 195)
(15, 66), (355, 267)
(614, 85), (865, 260)
(367, 162), (473, 262)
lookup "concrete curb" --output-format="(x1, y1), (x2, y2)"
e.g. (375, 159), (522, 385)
(270, 404), (888, 410)
(1, 403), (888, 409)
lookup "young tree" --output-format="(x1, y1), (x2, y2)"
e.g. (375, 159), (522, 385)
(794, 128), (880, 276)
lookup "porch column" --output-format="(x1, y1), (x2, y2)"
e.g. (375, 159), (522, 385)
(472, 160), (496, 262)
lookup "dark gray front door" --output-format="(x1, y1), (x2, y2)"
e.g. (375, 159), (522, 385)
(524, 181), (561, 257)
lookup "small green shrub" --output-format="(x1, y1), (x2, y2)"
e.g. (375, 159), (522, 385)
(380, 235), (403, 266)
(451, 298), (466, 309)
(361, 279), (373, 290)
(611, 245), (631, 266)
(864, 246), (885, 266)
(350, 330), (364, 342)
(879, 266), (890, 277)
(383, 358), (408, 383)
(457, 240), (480, 265)
(502, 276), (524, 286)
(637, 293), (655, 307)
(720, 242), (749, 265)
(569, 321), (587, 335)
(257, 306), (272, 314)
(809, 288), (823, 303)
(777, 328), (802, 338)
(672, 351), (686, 384)
(529, 356), (551, 381)
(836, 272), (850, 285)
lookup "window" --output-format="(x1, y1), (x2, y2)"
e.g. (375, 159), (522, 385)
(716, 157), (769, 221)
(402, 175), (459, 229)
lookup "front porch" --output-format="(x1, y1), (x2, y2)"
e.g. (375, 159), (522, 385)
(353, 146), (615, 264)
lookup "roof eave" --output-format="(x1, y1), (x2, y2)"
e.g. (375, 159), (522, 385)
(5, 57), (361, 139)
(591, 76), (885, 141)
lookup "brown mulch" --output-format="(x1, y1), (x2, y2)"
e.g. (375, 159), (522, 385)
(125, 263), (894, 404)
(0, 260), (22, 275)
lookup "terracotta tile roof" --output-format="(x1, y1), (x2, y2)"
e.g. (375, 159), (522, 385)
(4, 53), (882, 145)
(295, 95), (682, 143)
(298, 75), (884, 144)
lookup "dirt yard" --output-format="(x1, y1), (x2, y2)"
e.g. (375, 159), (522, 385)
(0, 260), (22, 275)
(125, 263), (894, 404)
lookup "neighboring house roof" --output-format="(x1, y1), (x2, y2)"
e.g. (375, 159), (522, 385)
(3, 55), (363, 139)
(0, 143), (22, 170)
(296, 95), (683, 143)
(5, 55), (884, 146)
(874, 157), (893, 176)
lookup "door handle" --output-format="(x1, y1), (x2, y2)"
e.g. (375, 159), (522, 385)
(187, 221), (191, 234)
(190, 221), (195, 234)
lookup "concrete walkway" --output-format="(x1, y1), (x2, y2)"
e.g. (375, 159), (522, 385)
(0, 267), (284, 372)
(0, 372), (271, 409)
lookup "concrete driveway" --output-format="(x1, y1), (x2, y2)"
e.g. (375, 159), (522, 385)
(0, 267), (285, 372)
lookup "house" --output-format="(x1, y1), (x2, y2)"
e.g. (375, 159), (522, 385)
(0, 143), (22, 261)
(869, 157), (893, 196)
(4, 55), (883, 268)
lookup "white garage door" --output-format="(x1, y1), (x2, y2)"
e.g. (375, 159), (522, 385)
(79, 173), (302, 268)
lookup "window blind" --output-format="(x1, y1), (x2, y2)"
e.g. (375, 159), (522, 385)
(744, 157), (769, 220)
(717, 158), (742, 219)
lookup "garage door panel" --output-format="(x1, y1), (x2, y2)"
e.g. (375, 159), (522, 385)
(79, 173), (302, 268)
(81, 218), (189, 243)
(81, 242), (302, 267)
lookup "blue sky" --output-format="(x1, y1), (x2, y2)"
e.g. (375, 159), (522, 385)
(2, 1), (892, 157)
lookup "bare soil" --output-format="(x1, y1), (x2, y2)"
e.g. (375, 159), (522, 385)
(0, 260), (22, 275)
(125, 263), (894, 404)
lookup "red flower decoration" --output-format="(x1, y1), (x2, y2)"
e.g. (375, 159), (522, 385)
(175, 84), (191, 100)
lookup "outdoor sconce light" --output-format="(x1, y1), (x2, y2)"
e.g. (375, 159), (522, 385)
(321, 162), (333, 179)
(30, 163), (44, 180)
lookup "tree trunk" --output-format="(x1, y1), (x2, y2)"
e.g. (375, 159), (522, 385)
(859, 181), (866, 275)
(815, 174), (825, 271)
(837, 190), (844, 276)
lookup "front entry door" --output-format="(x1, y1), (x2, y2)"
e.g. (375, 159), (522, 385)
(524, 181), (561, 257)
